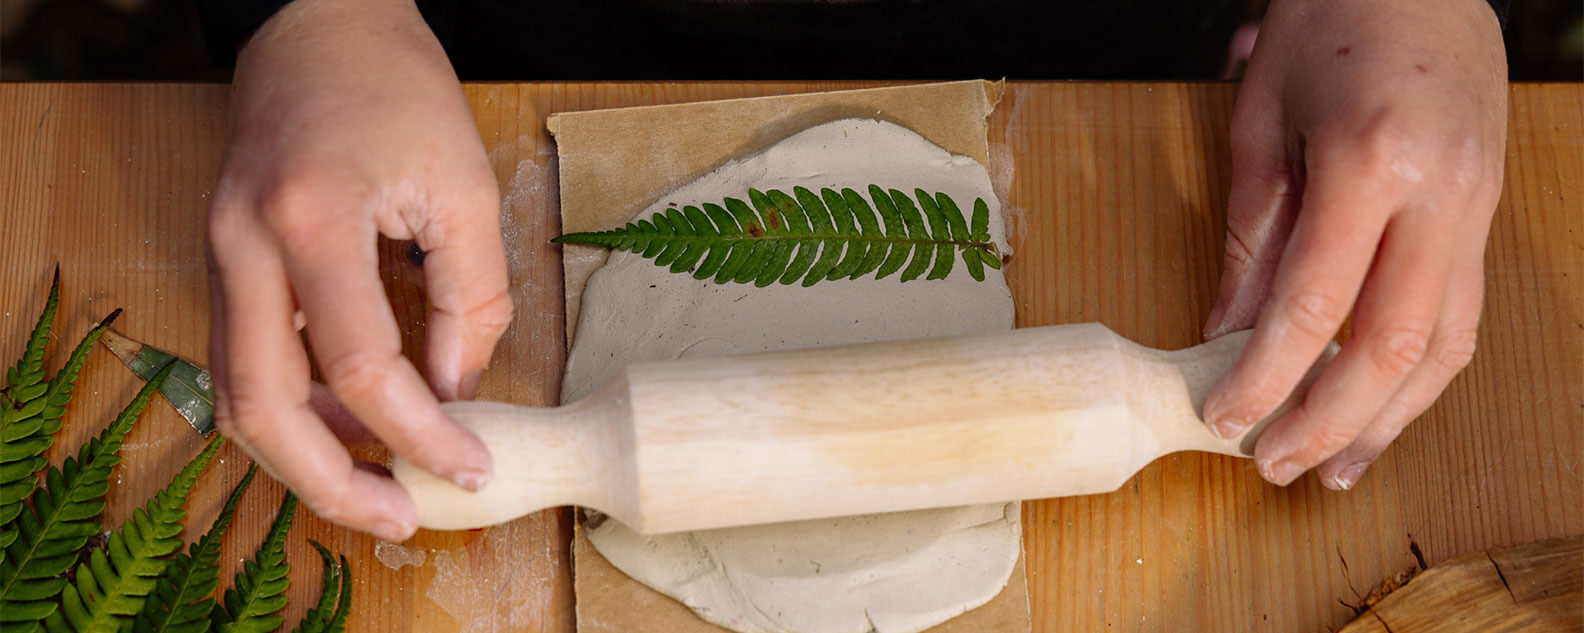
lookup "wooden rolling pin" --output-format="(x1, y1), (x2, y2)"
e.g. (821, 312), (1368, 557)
(394, 324), (1336, 533)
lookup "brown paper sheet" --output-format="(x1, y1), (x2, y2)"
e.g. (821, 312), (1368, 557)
(548, 80), (1031, 633)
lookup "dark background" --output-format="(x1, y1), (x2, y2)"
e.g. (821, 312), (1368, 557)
(2, 0), (1579, 81)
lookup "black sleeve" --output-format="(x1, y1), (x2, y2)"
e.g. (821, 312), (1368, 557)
(196, 0), (295, 67)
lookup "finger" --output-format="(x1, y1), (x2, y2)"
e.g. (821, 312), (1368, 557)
(1206, 87), (1303, 339)
(1250, 204), (1457, 485)
(309, 381), (373, 445)
(209, 210), (418, 541)
(1315, 222), (1487, 490)
(415, 197), (513, 402)
(1203, 157), (1396, 441)
(277, 210), (493, 493)
(206, 235), (234, 427)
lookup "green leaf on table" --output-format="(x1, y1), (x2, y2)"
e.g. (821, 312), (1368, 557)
(45, 432), (223, 633)
(290, 542), (351, 633)
(1, 364), (172, 630)
(98, 330), (214, 436)
(135, 464), (256, 633)
(2, 270), (118, 555)
(210, 491), (297, 633)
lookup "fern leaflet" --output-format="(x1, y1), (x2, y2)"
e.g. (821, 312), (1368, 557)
(46, 434), (223, 633)
(1, 269), (64, 552)
(2, 279), (120, 559)
(134, 463), (256, 633)
(2, 268), (57, 413)
(211, 491), (297, 633)
(290, 542), (350, 633)
(553, 186), (1004, 286)
(0, 364), (173, 629)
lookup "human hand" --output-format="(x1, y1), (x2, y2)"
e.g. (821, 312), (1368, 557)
(1201, 0), (1506, 490)
(206, 0), (512, 541)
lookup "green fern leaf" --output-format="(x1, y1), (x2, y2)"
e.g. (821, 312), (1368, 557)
(914, 190), (955, 281)
(290, 541), (351, 633)
(887, 188), (935, 282)
(866, 185), (911, 280)
(135, 463), (256, 633)
(211, 491), (297, 633)
(553, 186), (1003, 286)
(2, 288), (119, 553)
(0, 364), (173, 627)
(817, 188), (863, 280)
(2, 268), (58, 412)
(47, 435), (223, 633)
(2, 269), (61, 550)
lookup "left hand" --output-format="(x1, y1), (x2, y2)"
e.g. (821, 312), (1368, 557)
(1201, 0), (1507, 490)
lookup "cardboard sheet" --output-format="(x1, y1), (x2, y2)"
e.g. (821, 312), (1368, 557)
(548, 80), (1031, 633)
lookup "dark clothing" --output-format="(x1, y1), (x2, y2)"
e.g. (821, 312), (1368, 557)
(199, 0), (1511, 81)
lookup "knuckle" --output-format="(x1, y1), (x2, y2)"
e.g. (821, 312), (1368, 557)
(472, 289), (515, 336)
(1281, 290), (1348, 340)
(1370, 326), (1433, 377)
(297, 479), (356, 527)
(1338, 109), (1414, 170)
(1222, 217), (1260, 267)
(324, 350), (403, 404)
(1304, 424), (1359, 462)
(206, 199), (253, 255)
(215, 392), (270, 437)
(1431, 328), (1479, 373)
(213, 394), (287, 461)
(258, 175), (360, 254)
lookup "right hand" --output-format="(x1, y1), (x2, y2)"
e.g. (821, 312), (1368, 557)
(206, 0), (513, 542)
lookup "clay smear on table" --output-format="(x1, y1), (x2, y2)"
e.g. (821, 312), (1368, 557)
(565, 119), (1018, 633)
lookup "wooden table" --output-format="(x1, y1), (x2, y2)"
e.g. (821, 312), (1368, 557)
(0, 82), (1578, 633)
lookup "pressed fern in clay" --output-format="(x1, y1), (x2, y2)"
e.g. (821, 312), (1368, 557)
(553, 186), (1004, 286)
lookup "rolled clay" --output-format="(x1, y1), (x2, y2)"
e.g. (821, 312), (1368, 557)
(564, 119), (1017, 633)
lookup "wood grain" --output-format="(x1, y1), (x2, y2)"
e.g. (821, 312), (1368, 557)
(0, 82), (1578, 632)
(1336, 535), (1582, 633)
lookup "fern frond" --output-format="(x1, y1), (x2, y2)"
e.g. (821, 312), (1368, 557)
(211, 491), (297, 633)
(2, 303), (121, 557)
(553, 186), (1003, 286)
(0, 308), (122, 549)
(2, 269), (62, 551)
(2, 267), (58, 411)
(324, 553), (351, 633)
(46, 435), (223, 633)
(290, 541), (351, 633)
(0, 364), (173, 628)
(135, 464), (256, 633)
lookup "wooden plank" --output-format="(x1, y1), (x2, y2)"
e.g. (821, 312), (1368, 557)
(0, 82), (1578, 633)
(1336, 535), (1583, 633)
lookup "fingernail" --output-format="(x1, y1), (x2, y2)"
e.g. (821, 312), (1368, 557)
(1209, 415), (1247, 440)
(453, 466), (490, 492)
(459, 370), (483, 401)
(1203, 298), (1228, 339)
(377, 519), (415, 542)
(1257, 458), (1305, 486)
(1328, 462), (1370, 491)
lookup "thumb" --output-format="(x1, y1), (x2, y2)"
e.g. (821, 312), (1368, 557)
(1205, 89), (1302, 340)
(418, 200), (515, 401)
